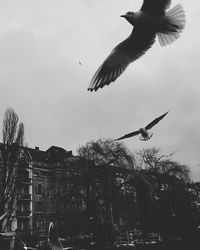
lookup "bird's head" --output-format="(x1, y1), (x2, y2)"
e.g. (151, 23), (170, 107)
(49, 222), (54, 230)
(121, 12), (135, 25)
(139, 128), (148, 137)
(139, 128), (144, 133)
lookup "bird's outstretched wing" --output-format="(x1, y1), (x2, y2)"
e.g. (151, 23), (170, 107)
(141, 0), (171, 15)
(48, 222), (63, 250)
(115, 130), (140, 141)
(88, 28), (156, 91)
(145, 112), (168, 130)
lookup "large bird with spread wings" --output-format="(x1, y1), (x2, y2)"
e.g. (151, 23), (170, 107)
(115, 112), (168, 141)
(88, 0), (185, 91)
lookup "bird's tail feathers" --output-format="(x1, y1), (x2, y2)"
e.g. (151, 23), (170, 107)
(158, 4), (185, 46)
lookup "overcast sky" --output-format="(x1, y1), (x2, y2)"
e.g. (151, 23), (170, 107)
(0, 0), (200, 181)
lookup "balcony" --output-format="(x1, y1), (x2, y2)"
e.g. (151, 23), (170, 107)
(16, 228), (31, 236)
(16, 210), (31, 217)
(17, 177), (32, 184)
(18, 193), (32, 200)
(21, 177), (32, 184)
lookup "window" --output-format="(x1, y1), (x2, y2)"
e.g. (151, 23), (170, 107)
(50, 202), (56, 212)
(18, 220), (24, 231)
(38, 195), (42, 201)
(38, 184), (42, 194)
(37, 219), (46, 229)
(6, 220), (12, 231)
(36, 201), (42, 212)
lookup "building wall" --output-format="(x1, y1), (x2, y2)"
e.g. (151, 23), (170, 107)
(16, 167), (32, 235)
(32, 166), (56, 239)
(0, 147), (33, 250)
(1, 145), (133, 249)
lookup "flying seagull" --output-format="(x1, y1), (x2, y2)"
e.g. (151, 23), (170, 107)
(88, 0), (185, 91)
(48, 222), (63, 250)
(115, 112), (168, 141)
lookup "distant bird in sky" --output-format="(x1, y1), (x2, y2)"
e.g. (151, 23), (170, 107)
(115, 111), (168, 141)
(88, 0), (185, 91)
(48, 222), (63, 250)
(78, 60), (82, 65)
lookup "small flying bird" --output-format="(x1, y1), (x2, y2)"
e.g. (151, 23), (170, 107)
(88, 0), (185, 91)
(115, 111), (168, 141)
(48, 222), (63, 250)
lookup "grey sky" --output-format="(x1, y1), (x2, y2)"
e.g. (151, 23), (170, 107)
(0, 0), (200, 180)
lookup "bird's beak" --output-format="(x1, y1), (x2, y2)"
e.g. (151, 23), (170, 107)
(120, 14), (126, 18)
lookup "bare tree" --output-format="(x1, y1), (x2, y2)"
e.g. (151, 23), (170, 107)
(0, 108), (25, 232)
(77, 138), (135, 169)
(137, 147), (190, 185)
(76, 139), (136, 227)
(135, 147), (193, 237)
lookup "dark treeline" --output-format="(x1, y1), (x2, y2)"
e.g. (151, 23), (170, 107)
(56, 139), (200, 245)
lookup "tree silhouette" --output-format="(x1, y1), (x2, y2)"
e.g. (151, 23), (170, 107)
(0, 108), (25, 232)
(136, 147), (194, 238)
(60, 139), (136, 238)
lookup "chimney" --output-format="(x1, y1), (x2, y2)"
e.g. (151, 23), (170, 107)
(35, 147), (39, 151)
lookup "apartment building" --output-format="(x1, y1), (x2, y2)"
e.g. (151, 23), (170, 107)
(1, 144), (132, 249)
(0, 145), (74, 249)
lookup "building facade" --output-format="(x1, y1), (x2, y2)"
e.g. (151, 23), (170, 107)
(1, 144), (132, 249)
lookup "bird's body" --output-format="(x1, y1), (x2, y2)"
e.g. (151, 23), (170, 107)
(88, 0), (185, 91)
(115, 111), (168, 141)
(123, 10), (177, 31)
(123, 10), (164, 28)
(48, 222), (63, 250)
(139, 128), (153, 141)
